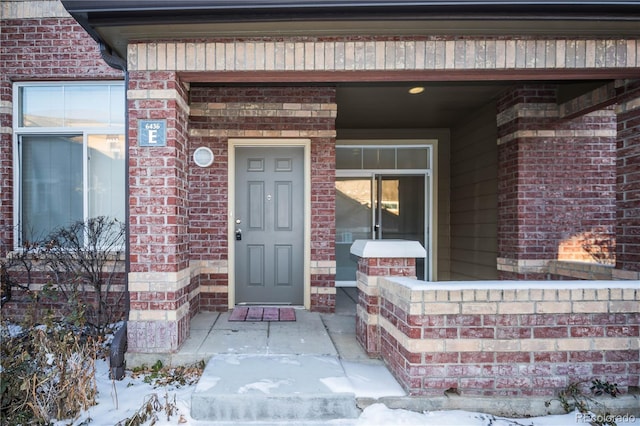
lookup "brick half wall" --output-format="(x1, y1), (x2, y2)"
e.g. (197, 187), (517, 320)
(362, 278), (639, 397)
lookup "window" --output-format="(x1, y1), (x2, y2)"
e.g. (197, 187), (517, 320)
(336, 146), (430, 170)
(13, 83), (125, 245)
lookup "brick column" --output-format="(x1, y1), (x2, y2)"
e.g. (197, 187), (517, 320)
(126, 71), (191, 353)
(496, 85), (617, 279)
(614, 79), (640, 280)
(350, 240), (426, 357)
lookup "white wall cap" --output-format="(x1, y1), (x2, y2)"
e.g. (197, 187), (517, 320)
(383, 277), (640, 291)
(350, 239), (426, 258)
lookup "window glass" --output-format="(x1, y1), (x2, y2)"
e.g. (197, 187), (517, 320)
(88, 134), (126, 221)
(337, 145), (432, 171)
(336, 147), (362, 169)
(15, 82), (125, 247)
(65, 85), (110, 127)
(363, 148), (395, 169)
(109, 86), (126, 126)
(19, 84), (124, 128)
(21, 135), (83, 241)
(397, 148), (429, 169)
(20, 86), (64, 127)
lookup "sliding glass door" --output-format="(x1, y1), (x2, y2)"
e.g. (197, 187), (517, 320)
(377, 175), (426, 278)
(336, 172), (429, 281)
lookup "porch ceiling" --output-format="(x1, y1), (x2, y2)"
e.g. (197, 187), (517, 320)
(336, 79), (609, 129)
(335, 82), (511, 129)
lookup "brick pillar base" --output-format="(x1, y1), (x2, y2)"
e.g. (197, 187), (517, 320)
(351, 240), (425, 357)
(356, 265), (381, 356)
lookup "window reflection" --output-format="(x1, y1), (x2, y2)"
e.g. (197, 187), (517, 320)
(88, 134), (126, 221)
(19, 84), (124, 128)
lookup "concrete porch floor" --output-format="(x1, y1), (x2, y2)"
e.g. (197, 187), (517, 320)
(127, 287), (380, 367)
(126, 287), (406, 423)
(126, 288), (404, 398)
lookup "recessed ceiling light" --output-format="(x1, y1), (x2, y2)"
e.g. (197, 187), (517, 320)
(408, 86), (425, 95)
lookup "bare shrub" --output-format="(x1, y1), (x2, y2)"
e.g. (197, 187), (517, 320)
(43, 216), (126, 334)
(1, 217), (127, 332)
(0, 321), (101, 424)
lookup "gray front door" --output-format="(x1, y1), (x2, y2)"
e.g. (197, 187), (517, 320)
(234, 146), (304, 305)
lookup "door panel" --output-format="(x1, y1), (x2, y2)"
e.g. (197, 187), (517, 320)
(248, 182), (265, 229)
(275, 245), (293, 286)
(378, 175), (426, 278)
(335, 177), (374, 281)
(275, 182), (292, 230)
(235, 147), (304, 304)
(247, 245), (265, 286)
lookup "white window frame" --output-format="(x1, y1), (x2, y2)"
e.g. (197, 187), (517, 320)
(12, 81), (125, 249)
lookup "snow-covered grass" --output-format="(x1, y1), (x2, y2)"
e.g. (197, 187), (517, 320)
(56, 359), (639, 426)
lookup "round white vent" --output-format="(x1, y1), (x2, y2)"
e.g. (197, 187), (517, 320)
(193, 147), (214, 167)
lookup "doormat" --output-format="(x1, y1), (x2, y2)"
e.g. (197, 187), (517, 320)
(228, 307), (296, 322)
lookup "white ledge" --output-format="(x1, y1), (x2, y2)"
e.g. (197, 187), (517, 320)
(383, 277), (640, 291)
(350, 239), (426, 258)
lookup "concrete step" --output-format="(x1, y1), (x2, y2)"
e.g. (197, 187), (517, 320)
(191, 354), (361, 422)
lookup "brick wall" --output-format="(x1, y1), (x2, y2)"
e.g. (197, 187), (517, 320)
(496, 85), (617, 279)
(353, 246), (638, 397)
(355, 269), (639, 397)
(188, 86), (337, 312)
(1, 266), (127, 326)
(375, 278), (638, 397)
(615, 80), (640, 278)
(0, 16), (121, 254)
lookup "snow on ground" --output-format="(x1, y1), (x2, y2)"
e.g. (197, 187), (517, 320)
(55, 359), (638, 426)
(319, 359), (406, 401)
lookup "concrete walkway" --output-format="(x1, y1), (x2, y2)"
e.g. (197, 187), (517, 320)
(155, 287), (405, 423)
(145, 287), (383, 366)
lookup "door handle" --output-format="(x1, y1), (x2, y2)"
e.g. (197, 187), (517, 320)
(235, 229), (242, 241)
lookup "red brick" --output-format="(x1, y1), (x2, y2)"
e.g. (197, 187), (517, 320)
(592, 363), (628, 375)
(460, 327), (495, 338)
(533, 326), (568, 338)
(569, 351), (603, 362)
(496, 377), (532, 388)
(606, 325), (639, 337)
(496, 352), (531, 363)
(447, 364), (483, 377)
(533, 352), (567, 363)
(423, 327), (457, 338)
(570, 326), (605, 337)
(460, 378), (495, 390)
(605, 350), (639, 362)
